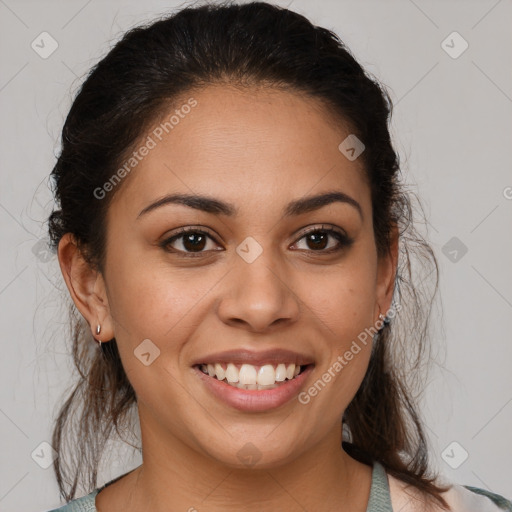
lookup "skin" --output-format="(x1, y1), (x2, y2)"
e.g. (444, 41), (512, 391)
(58, 84), (399, 512)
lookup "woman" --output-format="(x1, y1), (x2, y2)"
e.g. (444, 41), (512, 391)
(44, 2), (512, 511)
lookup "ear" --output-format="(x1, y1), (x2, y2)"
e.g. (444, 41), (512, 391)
(57, 233), (115, 343)
(374, 222), (399, 323)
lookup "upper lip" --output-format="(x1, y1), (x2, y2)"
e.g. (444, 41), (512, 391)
(192, 348), (314, 367)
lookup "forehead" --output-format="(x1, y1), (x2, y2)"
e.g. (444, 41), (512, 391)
(109, 84), (370, 221)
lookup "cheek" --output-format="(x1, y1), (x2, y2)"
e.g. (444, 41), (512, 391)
(300, 263), (377, 340)
(296, 256), (376, 395)
(106, 245), (202, 341)
(105, 262), (200, 409)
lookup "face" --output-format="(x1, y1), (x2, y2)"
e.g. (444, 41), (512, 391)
(61, 84), (397, 470)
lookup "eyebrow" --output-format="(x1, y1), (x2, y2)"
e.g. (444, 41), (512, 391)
(137, 190), (363, 220)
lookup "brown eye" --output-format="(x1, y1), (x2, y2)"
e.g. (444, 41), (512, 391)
(293, 225), (353, 253)
(159, 224), (353, 258)
(180, 232), (208, 252)
(160, 227), (220, 256)
(304, 231), (330, 250)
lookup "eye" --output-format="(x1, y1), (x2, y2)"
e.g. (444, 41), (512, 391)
(159, 227), (221, 257)
(159, 224), (353, 257)
(291, 224), (353, 253)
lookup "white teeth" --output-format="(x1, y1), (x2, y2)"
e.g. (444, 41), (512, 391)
(275, 363), (287, 381)
(200, 362), (305, 387)
(239, 364), (257, 385)
(225, 363), (239, 383)
(257, 365), (276, 386)
(214, 363), (225, 381)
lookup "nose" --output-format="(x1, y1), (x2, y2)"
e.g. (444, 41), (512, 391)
(216, 253), (300, 333)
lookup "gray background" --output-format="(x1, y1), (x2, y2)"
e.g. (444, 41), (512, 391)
(0, 0), (511, 510)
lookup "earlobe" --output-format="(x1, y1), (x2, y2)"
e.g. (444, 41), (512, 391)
(57, 233), (115, 343)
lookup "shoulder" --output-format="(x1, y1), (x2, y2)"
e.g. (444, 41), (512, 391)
(44, 490), (98, 512)
(388, 471), (512, 511)
(44, 467), (138, 511)
(461, 486), (512, 512)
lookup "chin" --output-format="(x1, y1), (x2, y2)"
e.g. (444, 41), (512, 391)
(197, 433), (305, 471)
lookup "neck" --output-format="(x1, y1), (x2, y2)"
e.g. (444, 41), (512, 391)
(97, 410), (373, 512)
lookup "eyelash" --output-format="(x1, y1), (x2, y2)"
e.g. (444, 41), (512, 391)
(159, 225), (354, 258)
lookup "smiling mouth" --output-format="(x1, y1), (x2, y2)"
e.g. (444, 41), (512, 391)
(196, 362), (311, 390)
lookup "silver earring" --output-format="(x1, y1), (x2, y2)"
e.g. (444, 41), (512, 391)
(378, 312), (390, 330)
(377, 312), (388, 334)
(95, 324), (102, 347)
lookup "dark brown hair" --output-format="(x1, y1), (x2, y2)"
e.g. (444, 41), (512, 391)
(47, 0), (450, 507)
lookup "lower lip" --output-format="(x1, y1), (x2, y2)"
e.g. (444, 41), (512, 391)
(193, 365), (314, 412)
